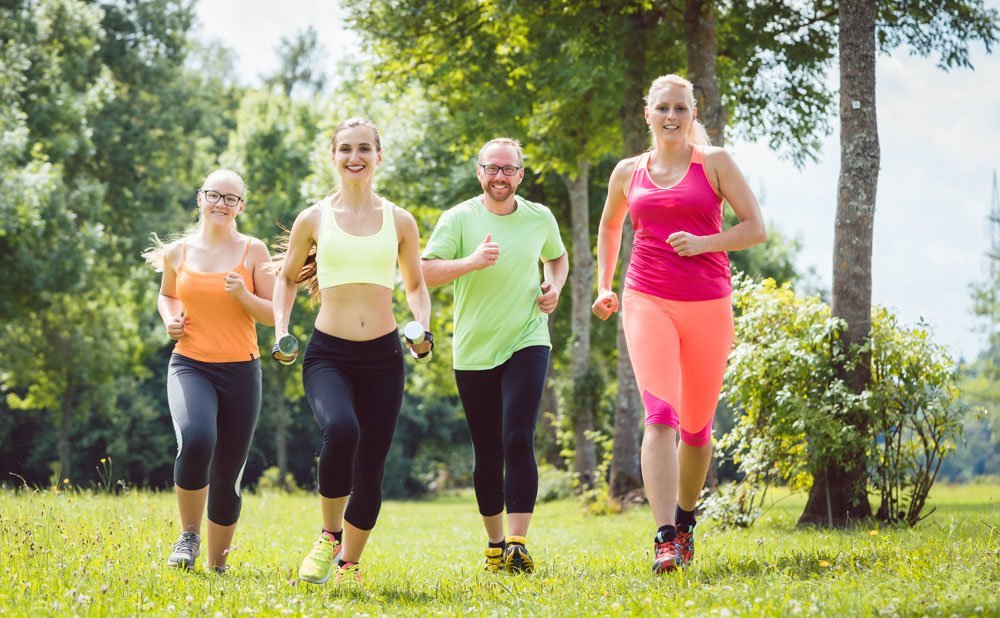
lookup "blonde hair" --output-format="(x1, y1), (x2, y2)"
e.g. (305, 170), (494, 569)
(141, 169), (247, 271)
(478, 137), (523, 166)
(645, 74), (711, 147)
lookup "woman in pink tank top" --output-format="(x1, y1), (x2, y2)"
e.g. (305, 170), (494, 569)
(591, 74), (766, 574)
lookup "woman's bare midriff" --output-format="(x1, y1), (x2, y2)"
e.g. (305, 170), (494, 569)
(314, 283), (397, 340)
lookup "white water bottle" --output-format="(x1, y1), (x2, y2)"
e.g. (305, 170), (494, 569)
(403, 321), (432, 361)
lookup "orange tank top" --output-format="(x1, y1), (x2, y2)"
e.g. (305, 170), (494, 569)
(173, 238), (259, 362)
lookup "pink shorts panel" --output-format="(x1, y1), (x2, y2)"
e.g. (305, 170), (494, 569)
(622, 289), (733, 443)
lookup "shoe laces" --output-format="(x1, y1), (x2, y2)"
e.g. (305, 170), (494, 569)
(173, 531), (199, 555)
(337, 561), (362, 584)
(654, 539), (680, 561)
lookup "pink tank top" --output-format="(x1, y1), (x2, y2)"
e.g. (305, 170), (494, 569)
(624, 146), (731, 301)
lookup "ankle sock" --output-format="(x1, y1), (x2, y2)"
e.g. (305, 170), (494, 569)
(676, 506), (697, 530)
(488, 539), (506, 550)
(322, 528), (343, 543)
(655, 525), (677, 544)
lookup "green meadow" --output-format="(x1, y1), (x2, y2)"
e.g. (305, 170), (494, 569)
(1, 484), (997, 617)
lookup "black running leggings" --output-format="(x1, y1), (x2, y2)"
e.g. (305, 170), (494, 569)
(167, 354), (261, 527)
(455, 346), (550, 516)
(302, 328), (404, 531)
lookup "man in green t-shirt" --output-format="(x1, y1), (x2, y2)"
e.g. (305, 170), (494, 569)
(422, 137), (568, 574)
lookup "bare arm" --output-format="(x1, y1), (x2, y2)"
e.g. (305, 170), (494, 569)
(395, 207), (431, 330)
(226, 238), (275, 326)
(592, 158), (635, 320)
(273, 206), (319, 340)
(156, 243), (187, 340)
(421, 233), (500, 288)
(537, 252), (569, 314)
(667, 148), (767, 256)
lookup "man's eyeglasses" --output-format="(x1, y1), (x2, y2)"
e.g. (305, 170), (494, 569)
(479, 164), (521, 177)
(200, 190), (243, 207)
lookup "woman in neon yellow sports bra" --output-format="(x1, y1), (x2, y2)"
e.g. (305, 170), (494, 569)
(272, 118), (432, 586)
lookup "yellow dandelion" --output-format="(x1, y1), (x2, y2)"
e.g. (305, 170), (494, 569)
(819, 560), (831, 568)
(63, 478), (70, 484)
(869, 530), (879, 536)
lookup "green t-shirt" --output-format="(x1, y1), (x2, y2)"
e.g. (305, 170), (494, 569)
(422, 195), (566, 370)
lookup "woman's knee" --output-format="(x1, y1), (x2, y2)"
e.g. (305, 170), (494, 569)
(504, 427), (535, 459)
(318, 416), (359, 449)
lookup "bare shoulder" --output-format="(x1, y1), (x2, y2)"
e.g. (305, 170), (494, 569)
(612, 155), (642, 180)
(701, 145), (736, 167)
(389, 200), (418, 231)
(162, 239), (184, 271)
(293, 202), (322, 230)
(246, 236), (272, 259)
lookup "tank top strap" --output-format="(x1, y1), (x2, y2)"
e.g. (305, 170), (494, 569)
(627, 152), (651, 202)
(690, 145), (704, 165)
(239, 237), (252, 270)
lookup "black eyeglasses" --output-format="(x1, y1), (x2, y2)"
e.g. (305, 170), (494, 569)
(479, 164), (521, 177)
(200, 190), (243, 207)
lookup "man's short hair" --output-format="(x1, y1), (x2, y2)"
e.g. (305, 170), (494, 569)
(478, 137), (523, 166)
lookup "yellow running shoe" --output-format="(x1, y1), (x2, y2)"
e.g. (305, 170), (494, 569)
(335, 561), (363, 585)
(503, 536), (534, 573)
(298, 532), (342, 584)
(483, 547), (504, 572)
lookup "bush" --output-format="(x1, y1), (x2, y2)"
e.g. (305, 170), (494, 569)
(536, 463), (574, 502)
(718, 277), (966, 527)
(256, 466), (300, 493)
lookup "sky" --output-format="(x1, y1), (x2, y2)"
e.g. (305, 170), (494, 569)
(195, 1), (999, 362)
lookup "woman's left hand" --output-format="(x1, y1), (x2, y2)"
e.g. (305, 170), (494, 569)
(224, 271), (248, 297)
(666, 231), (706, 257)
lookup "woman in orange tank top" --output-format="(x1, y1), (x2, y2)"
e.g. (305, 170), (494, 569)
(144, 169), (275, 573)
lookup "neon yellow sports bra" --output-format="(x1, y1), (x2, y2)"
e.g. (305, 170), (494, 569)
(315, 196), (398, 290)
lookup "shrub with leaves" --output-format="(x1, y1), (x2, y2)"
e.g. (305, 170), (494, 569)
(867, 307), (967, 525)
(718, 277), (964, 527)
(719, 277), (862, 524)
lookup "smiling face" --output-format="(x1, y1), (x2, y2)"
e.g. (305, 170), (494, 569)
(477, 143), (524, 203)
(198, 170), (245, 226)
(331, 125), (382, 181)
(644, 84), (696, 145)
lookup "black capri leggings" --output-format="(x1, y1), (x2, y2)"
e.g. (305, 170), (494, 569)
(167, 353), (261, 526)
(302, 328), (404, 531)
(455, 345), (550, 516)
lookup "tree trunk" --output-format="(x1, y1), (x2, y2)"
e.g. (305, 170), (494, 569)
(799, 0), (879, 527)
(685, 0), (726, 495)
(59, 382), (77, 482)
(684, 0), (726, 146)
(563, 164), (596, 488)
(537, 317), (562, 466)
(275, 383), (288, 489)
(609, 12), (651, 500)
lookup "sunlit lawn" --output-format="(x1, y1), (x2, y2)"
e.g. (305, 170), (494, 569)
(0, 483), (997, 616)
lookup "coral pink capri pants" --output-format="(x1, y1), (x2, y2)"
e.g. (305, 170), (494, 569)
(622, 288), (733, 446)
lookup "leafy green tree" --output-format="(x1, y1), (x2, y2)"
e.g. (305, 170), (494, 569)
(805, 0), (997, 527)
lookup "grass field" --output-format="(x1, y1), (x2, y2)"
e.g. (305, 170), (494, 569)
(1, 484), (997, 616)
